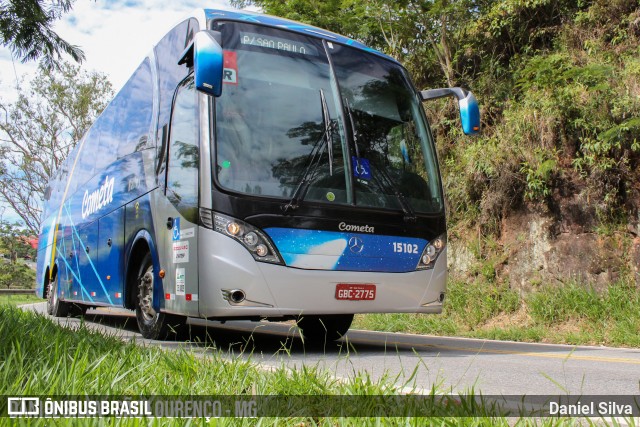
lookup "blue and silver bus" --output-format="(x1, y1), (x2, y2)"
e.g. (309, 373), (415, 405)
(35, 8), (480, 341)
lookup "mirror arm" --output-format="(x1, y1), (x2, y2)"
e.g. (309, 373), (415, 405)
(178, 43), (195, 68)
(420, 87), (468, 102)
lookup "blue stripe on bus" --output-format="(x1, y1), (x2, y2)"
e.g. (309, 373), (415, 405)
(57, 249), (95, 303)
(264, 228), (426, 273)
(64, 204), (113, 305)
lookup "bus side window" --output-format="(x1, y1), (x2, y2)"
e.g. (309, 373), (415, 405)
(95, 103), (118, 173)
(117, 58), (153, 158)
(166, 79), (199, 223)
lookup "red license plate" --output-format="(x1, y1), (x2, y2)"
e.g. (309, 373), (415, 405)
(335, 284), (376, 301)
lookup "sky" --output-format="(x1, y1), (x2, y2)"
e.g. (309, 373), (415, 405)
(0, 0), (252, 101)
(0, 0), (259, 225)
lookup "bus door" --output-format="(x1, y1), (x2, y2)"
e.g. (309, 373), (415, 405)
(58, 221), (78, 301)
(160, 78), (200, 317)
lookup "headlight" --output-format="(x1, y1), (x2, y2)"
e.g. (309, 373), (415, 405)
(200, 209), (283, 265)
(226, 221), (242, 236)
(416, 234), (446, 270)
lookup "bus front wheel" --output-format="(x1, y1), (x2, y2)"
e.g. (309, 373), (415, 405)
(297, 314), (354, 343)
(135, 253), (184, 340)
(46, 272), (69, 318)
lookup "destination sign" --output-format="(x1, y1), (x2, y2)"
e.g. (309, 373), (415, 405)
(240, 32), (318, 56)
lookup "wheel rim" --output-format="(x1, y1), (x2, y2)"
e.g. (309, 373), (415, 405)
(47, 277), (56, 309)
(138, 265), (156, 321)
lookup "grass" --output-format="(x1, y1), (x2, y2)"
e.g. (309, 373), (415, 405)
(0, 293), (41, 306)
(0, 305), (591, 426)
(353, 278), (640, 348)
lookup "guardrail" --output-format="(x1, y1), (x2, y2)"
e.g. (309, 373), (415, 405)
(0, 289), (37, 295)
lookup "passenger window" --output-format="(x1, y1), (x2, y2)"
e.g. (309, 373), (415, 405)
(166, 80), (199, 223)
(117, 58), (153, 158)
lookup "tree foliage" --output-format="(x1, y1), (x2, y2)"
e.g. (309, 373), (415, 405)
(0, 62), (113, 233)
(0, 0), (84, 68)
(231, 0), (477, 88)
(0, 220), (36, 289)
(234, 0), (640, 232)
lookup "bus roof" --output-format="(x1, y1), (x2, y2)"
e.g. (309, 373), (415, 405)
(204, 8), (396, 63)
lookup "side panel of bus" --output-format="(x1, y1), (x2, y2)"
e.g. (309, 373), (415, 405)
(36, 56), (158, 307)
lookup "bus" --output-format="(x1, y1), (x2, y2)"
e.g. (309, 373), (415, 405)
(35, 8), (480, 341)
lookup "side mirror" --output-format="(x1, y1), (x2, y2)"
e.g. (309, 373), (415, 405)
(179, 30), (224, 97)
(421, 87), (480, 135)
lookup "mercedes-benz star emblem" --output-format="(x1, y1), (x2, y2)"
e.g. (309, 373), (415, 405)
(348, 236), (364, 254)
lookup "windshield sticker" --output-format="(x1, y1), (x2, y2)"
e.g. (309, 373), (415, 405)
(223, 51), (238, 85)
(181, 228), (195, 239)
(352, 157), (371, 181)
(172, 217), (180, 241)
(172, 241), (189, 263)
(175, 268), (185, 295)
(326, 192), (336, 202)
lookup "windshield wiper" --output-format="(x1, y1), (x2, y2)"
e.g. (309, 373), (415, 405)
(320, 89), (334, 176)
(281, 89), (335, 213)
(345, 99), (364, 173)
(344, 100), (416, 222)
(373, 165), (417, 222)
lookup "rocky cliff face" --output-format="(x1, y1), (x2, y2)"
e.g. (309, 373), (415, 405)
(449, 203), (640, 291)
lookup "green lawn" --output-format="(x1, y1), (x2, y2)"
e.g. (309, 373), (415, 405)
(0, 305), (585, 425)
(0, 293), (41, 306)
(353, 278), (640, 348)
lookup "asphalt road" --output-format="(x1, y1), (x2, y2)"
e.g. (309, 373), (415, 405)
(24, 302), (640, 397)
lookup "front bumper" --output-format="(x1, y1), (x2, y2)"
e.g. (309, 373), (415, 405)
(197, 226), (447, 319)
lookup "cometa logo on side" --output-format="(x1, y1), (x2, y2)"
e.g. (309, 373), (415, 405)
(82, 176), (115, 219)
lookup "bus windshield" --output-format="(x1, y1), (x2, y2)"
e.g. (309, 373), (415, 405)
(213, 22), (443, 213)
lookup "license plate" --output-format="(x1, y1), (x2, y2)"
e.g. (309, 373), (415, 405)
(335, 284), (376, 301)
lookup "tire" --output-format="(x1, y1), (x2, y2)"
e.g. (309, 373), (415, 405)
(297, 314), (354, 343)
(46, 272), (69, 318)
(135, 253), (185, 340)
(46, 276), (53, 316)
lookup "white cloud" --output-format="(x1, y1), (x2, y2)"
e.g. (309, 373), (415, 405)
(54, 0), (234, 92)
(0, 0), (238, 102)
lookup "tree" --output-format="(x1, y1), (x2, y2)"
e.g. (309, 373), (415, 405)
(0, 62), (113, 233)
(0, 0), (84, 69)
(230, 0), (476, 89)
(0, 220), (36, 289)
(0, 220), (35, 261)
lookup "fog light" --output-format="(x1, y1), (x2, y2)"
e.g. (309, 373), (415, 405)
(244, 232), (258, 246)
(256, 244), (268, 257)
(226, 222), (241, 236)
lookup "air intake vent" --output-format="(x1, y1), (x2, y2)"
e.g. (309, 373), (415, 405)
(200, 208), (214, 229)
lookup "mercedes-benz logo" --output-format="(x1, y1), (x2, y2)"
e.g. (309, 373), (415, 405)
(348, 236), (364, 254)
